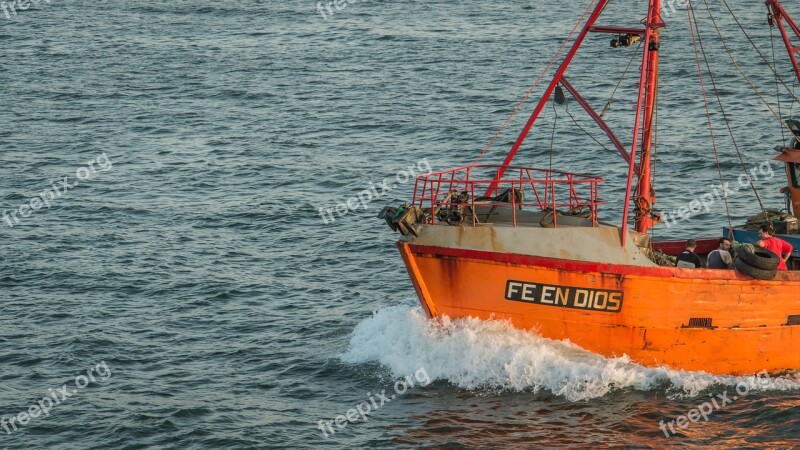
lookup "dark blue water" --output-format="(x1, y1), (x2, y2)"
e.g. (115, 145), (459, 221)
(2, 0), (800, 448)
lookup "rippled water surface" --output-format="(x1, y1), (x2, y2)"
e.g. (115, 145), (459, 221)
(2, 0), (800, 448)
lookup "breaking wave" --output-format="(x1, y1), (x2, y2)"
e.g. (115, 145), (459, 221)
(341, 299), (800, 402)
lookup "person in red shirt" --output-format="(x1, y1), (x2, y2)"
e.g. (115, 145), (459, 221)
(757, 225), (794, 271)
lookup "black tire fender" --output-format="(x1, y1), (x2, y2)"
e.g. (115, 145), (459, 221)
(734, 258), (778, 281)
(737, 248), (780, 271)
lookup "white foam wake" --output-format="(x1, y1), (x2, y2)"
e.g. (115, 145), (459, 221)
(341, 300), (800, 401)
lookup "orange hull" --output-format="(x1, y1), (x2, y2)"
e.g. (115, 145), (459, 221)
(398, 238), (800, 375)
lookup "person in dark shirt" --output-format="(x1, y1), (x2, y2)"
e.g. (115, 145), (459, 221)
(676, 239), (703, 268)
(707, 237), (733, 269)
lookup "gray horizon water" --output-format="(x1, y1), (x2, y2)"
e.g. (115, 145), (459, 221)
(2, 0), (800, 448)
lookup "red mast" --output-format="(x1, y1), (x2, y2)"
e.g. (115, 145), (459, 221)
(618, 0), (662, 245)
(633, 0), (662, 235)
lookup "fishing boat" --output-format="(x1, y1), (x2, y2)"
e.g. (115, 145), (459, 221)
(379, 0), (800, 375)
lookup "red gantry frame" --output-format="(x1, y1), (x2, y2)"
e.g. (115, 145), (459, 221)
(417, 0), (800, 245)
(483, 0), (663, 245)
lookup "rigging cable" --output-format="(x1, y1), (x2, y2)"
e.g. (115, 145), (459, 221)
(718, 0), (800, 106)
(644, 85), (660, 235)
(550, 96), (558, 171)
(635, 90), (660, 228)
(472, 0), (598, 166)
(600, 40), (643, 118)
(701, 0), (792, 224)
(651, 87), (659, 237)
(792, 75), (797, 118)
(771, 19), (786, 142)
(686, 0), (738, 232)
(564, 90), (618, 156)
(701, 0), (793, 137)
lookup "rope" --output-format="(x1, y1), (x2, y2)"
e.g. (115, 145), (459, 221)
(472, 0), (597, 166)
(719, 0), (800, 106)
(771, 21), (786, 142)
(638, 85), (660, 229)
(600, 40), (643, 118)
(701, 0), (794, 136)
(686, 1), (735, 233)
(650, 88), (659, 237)
(564, 91), (617, 155)
(689, 0), (780, 224)
(549, 98), (557, 171)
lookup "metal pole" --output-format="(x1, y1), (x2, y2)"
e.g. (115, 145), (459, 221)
(560, 77), (633, 167)
(621, 0), (659, 245)
(768, 1), (800, 84)
(634, 0), (662, 235)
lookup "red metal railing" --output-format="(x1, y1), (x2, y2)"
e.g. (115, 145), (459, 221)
(412, 165), (604, 227)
